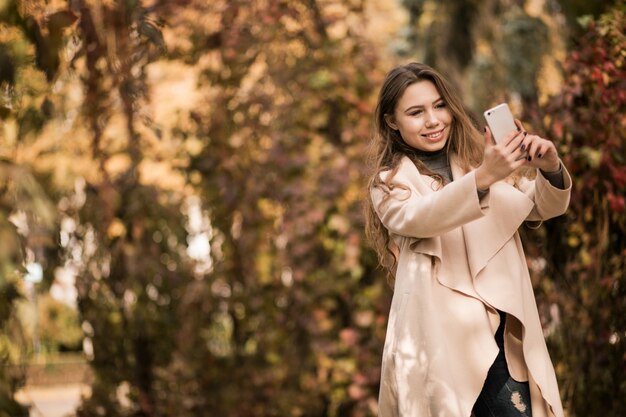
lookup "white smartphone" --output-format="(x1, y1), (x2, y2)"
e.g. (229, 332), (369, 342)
(483, 103), (517, 144)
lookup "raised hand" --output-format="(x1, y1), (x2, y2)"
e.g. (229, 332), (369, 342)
(516, 123), (561, 172)
(475, 121), (528, 190)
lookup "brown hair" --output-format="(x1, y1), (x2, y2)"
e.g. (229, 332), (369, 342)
(364, 62), (485, 279)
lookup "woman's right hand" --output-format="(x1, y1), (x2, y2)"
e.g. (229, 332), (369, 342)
(475, 120), (527, 190)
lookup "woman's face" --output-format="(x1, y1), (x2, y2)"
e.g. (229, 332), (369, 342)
(385, 80), (452, 152)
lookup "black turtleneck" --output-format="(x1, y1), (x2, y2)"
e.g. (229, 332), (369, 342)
(411, 147), (453, 184)
(411, 147), (490, 198)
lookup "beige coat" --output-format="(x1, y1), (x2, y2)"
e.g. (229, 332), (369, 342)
(371, 156), (571, 417)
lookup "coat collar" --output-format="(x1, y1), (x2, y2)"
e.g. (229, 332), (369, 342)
(399, 155), (534, 278)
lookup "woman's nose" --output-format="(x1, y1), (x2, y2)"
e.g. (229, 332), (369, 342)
(425, 112), (439, 127)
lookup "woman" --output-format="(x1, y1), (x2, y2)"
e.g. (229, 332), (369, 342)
(365, 62), (570, 417)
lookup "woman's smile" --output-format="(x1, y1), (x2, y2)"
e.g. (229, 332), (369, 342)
(422, 128), (446, 141)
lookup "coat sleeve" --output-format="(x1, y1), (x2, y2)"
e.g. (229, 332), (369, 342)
(370, 168), (489, 239)
(518, 162), (572, 222)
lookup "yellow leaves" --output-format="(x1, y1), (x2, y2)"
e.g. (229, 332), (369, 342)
(244, 337), (257, 355)
(257, 198), (284, 224)
(254, 200), (285, 285)
(327, 214), (349, 234)
(306, 134), (327, 165)
(331, 357), (356, 383)
(147, 61), (201, 125)
(580, 146), (603, 168)
(283, 39), (307, 62)
(104, 153), (131, 177)
(34, 293), (83, 350)
(0, 118), (18, 151)
(238, 56), (268, 98)
(233, 302), (245, 320)
(184, 136), (203, 157)
(308, 68), (332, 90)
(108, 310), (122, 325)
(566, 222), (594, 266)
(567, 235), (580, 247)
(255, 250), (273, 285)
(265, 350), (281, 365)
(188, 170), (202, 185)
(579, 248), (592, 268)
(107, 218), (126, 239)
(0, 25), (29, 52)
(228, 130), (245, 147)
(205, 311), (233, 358)
(0, 1), (392, 414)
(3, 165), (56, 228)
(327, 20), (349, 40)
(324, 212), (363, 278)
(139, 160), (187, 191)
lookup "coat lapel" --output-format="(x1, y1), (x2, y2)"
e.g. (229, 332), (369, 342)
(450, 160), (534, 278)
(397, 157), (444, 260)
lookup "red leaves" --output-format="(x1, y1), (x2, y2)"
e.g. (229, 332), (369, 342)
(610, 165), (626, 188)
(591, 66), (605, 86)
(339, 327), (359, 346)
(537, 7), (626, 415)
(607, 192), (625, 213)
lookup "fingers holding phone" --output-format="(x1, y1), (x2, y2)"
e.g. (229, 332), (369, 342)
(519, 134), (560, 171)
(476, 127), (527, 189)
(479, 103), (562, 189)
(482, 106), (526, 164)
(484, 104), (527, 158)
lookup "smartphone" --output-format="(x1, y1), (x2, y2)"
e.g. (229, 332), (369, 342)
(483, 103), (517, 144)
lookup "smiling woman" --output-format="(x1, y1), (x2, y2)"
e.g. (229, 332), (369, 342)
(383, 81), (452, 153)
(364, 62), (571, 417)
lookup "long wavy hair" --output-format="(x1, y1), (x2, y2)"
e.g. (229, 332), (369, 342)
(364, 62), (485, 280)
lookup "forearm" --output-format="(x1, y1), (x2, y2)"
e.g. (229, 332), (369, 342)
(373, 171), (488, 238)
(525, 162), (572, 221)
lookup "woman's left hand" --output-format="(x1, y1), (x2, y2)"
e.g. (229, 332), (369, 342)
(516, 121), (560, 172)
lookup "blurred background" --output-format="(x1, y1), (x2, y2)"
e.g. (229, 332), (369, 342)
(0, 0), (624, 416)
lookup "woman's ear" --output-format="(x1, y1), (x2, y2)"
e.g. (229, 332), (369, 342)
(384, 114), (398, 130)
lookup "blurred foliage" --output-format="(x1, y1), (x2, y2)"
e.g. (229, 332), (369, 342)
(556, 0), (621, 35)
(0, 0), (66, 413)
(35, 294), (83, 353)
(531, 5), (626, 416)
(0, 189), (27, 417)
(147, 1), (387, 416)
(0, 1), (624, 417)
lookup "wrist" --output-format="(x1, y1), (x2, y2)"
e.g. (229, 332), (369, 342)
(475, 166), (494, 191)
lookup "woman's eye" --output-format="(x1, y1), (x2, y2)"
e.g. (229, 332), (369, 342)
(435, 102), (446, 109)
(410, 110), (423, 116)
